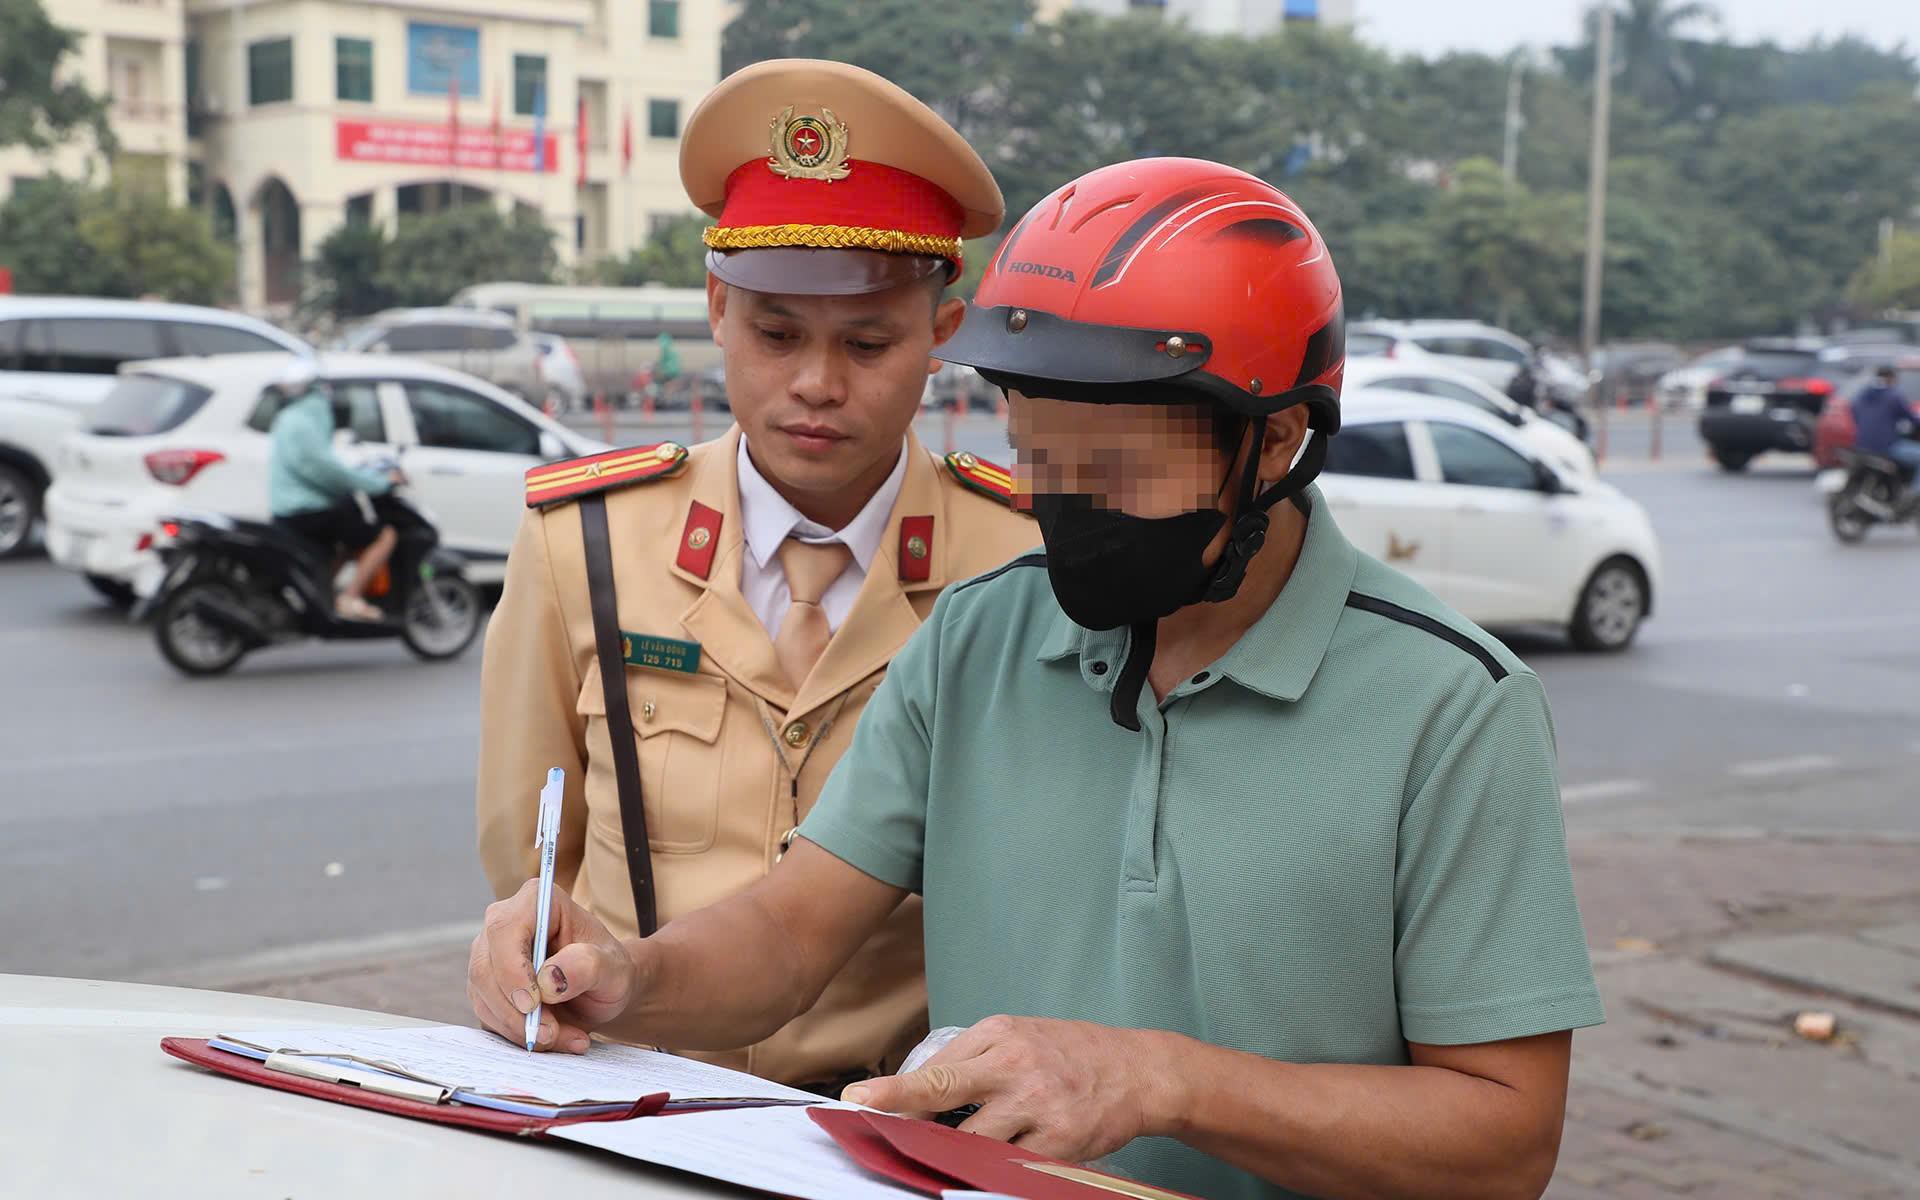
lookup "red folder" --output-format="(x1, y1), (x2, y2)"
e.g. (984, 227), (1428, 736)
(161, 1037), (668, 1137)
(810, 1108), (1204, 1200)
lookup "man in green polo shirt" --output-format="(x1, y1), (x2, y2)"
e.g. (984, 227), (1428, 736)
(469, 159), (1602, 1200)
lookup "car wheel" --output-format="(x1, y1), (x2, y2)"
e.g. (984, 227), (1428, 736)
(1569, 557), (1647, 653)
(1711, 448), (1752, 473)
(86, 573), (137, 610)
(0, 463), (41, 559)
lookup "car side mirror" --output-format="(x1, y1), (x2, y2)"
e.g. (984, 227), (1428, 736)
(538, 431), (568, 460)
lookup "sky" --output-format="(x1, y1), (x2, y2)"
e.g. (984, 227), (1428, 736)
(1353, 0), (1920, 59)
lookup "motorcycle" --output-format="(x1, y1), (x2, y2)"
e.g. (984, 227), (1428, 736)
(139, 469), (481, 677)
(1825, 448), (1920, 544)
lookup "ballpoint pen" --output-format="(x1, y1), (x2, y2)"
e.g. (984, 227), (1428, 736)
(526, 767), (565, 1052)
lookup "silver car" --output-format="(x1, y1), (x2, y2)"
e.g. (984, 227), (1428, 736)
(340, 308), (544, 403)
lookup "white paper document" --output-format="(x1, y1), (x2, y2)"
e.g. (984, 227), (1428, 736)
(554, 1103), (924, 1200)
(218, 1024), (821, 1105)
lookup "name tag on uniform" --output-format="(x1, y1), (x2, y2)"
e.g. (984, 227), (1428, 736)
(621, 631), (702, 674)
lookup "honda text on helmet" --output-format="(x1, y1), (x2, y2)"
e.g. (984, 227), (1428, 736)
(939, 157), (1344, 632)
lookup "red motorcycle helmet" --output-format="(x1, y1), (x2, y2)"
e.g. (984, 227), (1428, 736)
(940, 156), (1343, 429)
(939, 157), (1345, 598)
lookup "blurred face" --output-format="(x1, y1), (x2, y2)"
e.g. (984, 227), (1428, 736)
(1009, 394), (1231, 518)
(709, 276), (964, 516)
(1008, 390), (1311, 560)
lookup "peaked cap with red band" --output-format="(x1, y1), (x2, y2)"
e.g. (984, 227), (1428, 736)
(680, 59), (1004, 296)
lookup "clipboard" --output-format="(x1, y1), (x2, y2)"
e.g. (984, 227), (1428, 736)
(809, 1109), (1205, 1200)
(161, 1037), (670, 1137)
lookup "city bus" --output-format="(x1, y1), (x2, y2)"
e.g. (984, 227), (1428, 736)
(450, 282), (718, 401)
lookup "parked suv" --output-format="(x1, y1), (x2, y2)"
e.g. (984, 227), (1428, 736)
(0, 296), (309, 560)
(339, 308), (543, 403)
(1698, 340), (1862, 472)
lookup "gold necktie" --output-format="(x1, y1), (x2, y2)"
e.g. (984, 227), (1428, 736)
(773, 538), (853, 689)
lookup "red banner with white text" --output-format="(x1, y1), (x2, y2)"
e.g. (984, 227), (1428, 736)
(336, 119), (558, 173)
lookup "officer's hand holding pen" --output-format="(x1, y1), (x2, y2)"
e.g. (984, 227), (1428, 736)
(468, 878), (643, 1053)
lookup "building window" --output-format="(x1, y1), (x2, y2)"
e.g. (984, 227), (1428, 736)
(336, 37), (373, 102)
(184, 40), (202, 136)
(406, 22), (480, 97)
(648, 0), (680, 38)
(513, 54), (547, 116)
(248, 37), (293, 106)
(647, 98), (679, 139)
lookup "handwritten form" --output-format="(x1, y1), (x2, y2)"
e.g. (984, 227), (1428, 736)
(554, 1104), (924, 1200)
(219, 1024), (820, 1105)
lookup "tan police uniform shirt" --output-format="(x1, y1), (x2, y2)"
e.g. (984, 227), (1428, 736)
(476, 425), (1037, 1085)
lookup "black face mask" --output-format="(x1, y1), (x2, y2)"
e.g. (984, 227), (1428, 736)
(1029, 493), (1226, 631)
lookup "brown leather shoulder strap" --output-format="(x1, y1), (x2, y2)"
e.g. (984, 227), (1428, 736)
(578, 494), (657, 937)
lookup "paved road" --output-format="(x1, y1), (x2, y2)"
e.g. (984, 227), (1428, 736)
(2, 413), (1915, 984)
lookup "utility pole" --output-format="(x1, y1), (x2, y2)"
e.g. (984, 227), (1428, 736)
(1502, 53), (1525, 185)
(1579, 3), (1614, 398)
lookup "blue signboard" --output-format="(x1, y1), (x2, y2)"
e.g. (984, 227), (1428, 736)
(407, 22), (480, 97)
(1284, 0), (1319, 16)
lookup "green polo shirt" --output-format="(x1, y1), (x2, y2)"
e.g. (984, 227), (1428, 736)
(799, 486), (1604, 1200)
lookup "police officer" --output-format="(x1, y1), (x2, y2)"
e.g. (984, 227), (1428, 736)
(473, 60), (1037, 1094)
(472, 158), (1603, 1200)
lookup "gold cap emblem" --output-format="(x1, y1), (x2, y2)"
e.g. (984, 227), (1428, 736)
(768, 106), (851, 182)
(687, 526), (712, 551)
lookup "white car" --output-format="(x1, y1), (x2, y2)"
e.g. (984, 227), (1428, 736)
(1653, 345), (1741, 411)
(1, 974), (695, 1196)
(1343, 358), (1597, 478)
(1348, 320), (1534, 391)
(43, 353), (609, 602)
(1317, 392), (1661, 652)
(0, 296), (309, 560)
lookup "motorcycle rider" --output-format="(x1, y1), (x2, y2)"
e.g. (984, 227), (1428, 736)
(1851, 365), (1920, 481)
(265, 358), (402, 622)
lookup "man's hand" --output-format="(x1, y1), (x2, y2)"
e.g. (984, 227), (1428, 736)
(468, 878), (639, 1053)
(842, 1016), (1180, 1164)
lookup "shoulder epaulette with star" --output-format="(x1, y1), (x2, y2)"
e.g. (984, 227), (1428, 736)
(525, 442), (689, 509)
(942, 450), (1016, 507)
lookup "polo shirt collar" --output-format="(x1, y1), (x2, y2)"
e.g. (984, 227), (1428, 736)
(1032, 486), (1358, 703)
(736, 433), (907, 574)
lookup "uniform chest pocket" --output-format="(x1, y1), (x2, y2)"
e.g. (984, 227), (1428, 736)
(576, 662), (727, 853)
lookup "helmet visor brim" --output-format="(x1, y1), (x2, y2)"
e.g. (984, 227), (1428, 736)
(706, 248), (950, 296)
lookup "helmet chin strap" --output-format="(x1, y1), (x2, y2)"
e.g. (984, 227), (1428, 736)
(1200, 417), (1327, 604)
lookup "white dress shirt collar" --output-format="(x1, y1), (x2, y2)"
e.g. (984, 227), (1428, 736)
(737, 434), (907, 572)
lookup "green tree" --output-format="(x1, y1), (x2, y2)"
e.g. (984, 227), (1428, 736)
(583, 213), (713, 287)
(723, 0), (1033, 139)
(1848, 229), (1920, 314)
(1699, 88), (1920, 322)
(0, 176), (232, 303)
(374, 205), (556, 307)
(305, 221), (394, 321)
(0, 177), (123, 295)
(0, 0), (112, 153)
(973, 12), (1264, 223)
(76, 179), (234, 304)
